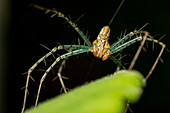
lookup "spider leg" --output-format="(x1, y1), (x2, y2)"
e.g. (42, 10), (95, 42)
(109, 32), (134, 70)
(35, 49), (90, 106)
(128, 32), (166, 80)
(52, 55), (69, 93)
(109, 31), (165, 80)
(111, 36), (143, 54)
(57, 59), (67, 93)
(32, 4), (92, 47)
(22, 45), (88, 113)
(110, 32), (134, 50)
(56, 49), (73, 93)
(145, 46), (165, 80)
(128, 32), (148, 70)
(21, 47), (57, 113)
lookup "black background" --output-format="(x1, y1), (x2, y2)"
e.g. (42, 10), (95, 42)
(5, 0), (170, 113)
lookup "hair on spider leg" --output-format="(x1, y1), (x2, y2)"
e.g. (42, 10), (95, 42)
(60, 87), (71, 94)
(77, 37), (81, 45)
(84, 34), (90, 46)
(21, 86), (30, 96)
(118, 54), (127, 61)
(39, 43), (56, 59)
(137, 23), (149, 32)
(123, 29), (127, 37)
(158, 34), (166, 41)
(117, 31), (123, 40)
(52, 58), (69, 82)
(62, 14), (79, 28)
(21, 71), (28, 75)
(21, 72), (35, 82)
(84, 30), (90, 46)
(85, 29), (89, 38)
(52, 49), (73, 93)
(37, 68), (54, 74)
(39, 43), (52, 51)
(33, 83), (47, 94)
(52, 75), (69, 82)
(73, 14), (84, 24)
(37, 69), (46, 72)
(159, 57), (164, 63)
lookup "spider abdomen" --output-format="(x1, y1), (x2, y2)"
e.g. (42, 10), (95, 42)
(91, 26), (111, 60)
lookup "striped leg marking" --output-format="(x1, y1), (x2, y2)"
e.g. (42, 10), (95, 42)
(35, 49), (90, 106)
(22, 45), (88, 113)
(22, 47), (57, 113)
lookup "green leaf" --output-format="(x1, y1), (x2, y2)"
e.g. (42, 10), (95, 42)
(26, 70), (146, 113)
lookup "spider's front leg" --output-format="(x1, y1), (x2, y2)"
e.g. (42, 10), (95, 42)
(22, 45), (88, 113)
(32, 4), (92, 47)
(35, 49), (90, 106)
(22, 47), (58, 113)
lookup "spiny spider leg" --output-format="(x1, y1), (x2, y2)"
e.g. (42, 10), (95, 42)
(110, 32), (134, 49)
(32, 4), (92, 47)
(22, 45), (88, 113)
(56, 49), (73, 93)
(145, 47), (165, 80)
(35, 49), (90, 106)
(57, 59), (67, 93)
(108, 30), (165, 80)
(128, 32), (148, 70)
(127, 32), (166, 80)
(109, 30), (165, 113)
(110, 36), (143, 54)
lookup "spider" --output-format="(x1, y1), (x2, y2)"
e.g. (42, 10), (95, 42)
(21, 2), (166, 113)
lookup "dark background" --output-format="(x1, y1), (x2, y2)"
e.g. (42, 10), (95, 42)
(1, 0), (170, 113)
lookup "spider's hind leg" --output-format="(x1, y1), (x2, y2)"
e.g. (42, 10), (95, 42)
(128, 31), (166, 80)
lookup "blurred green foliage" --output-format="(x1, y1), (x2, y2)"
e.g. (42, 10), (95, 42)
(26, 70), (146, 113)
